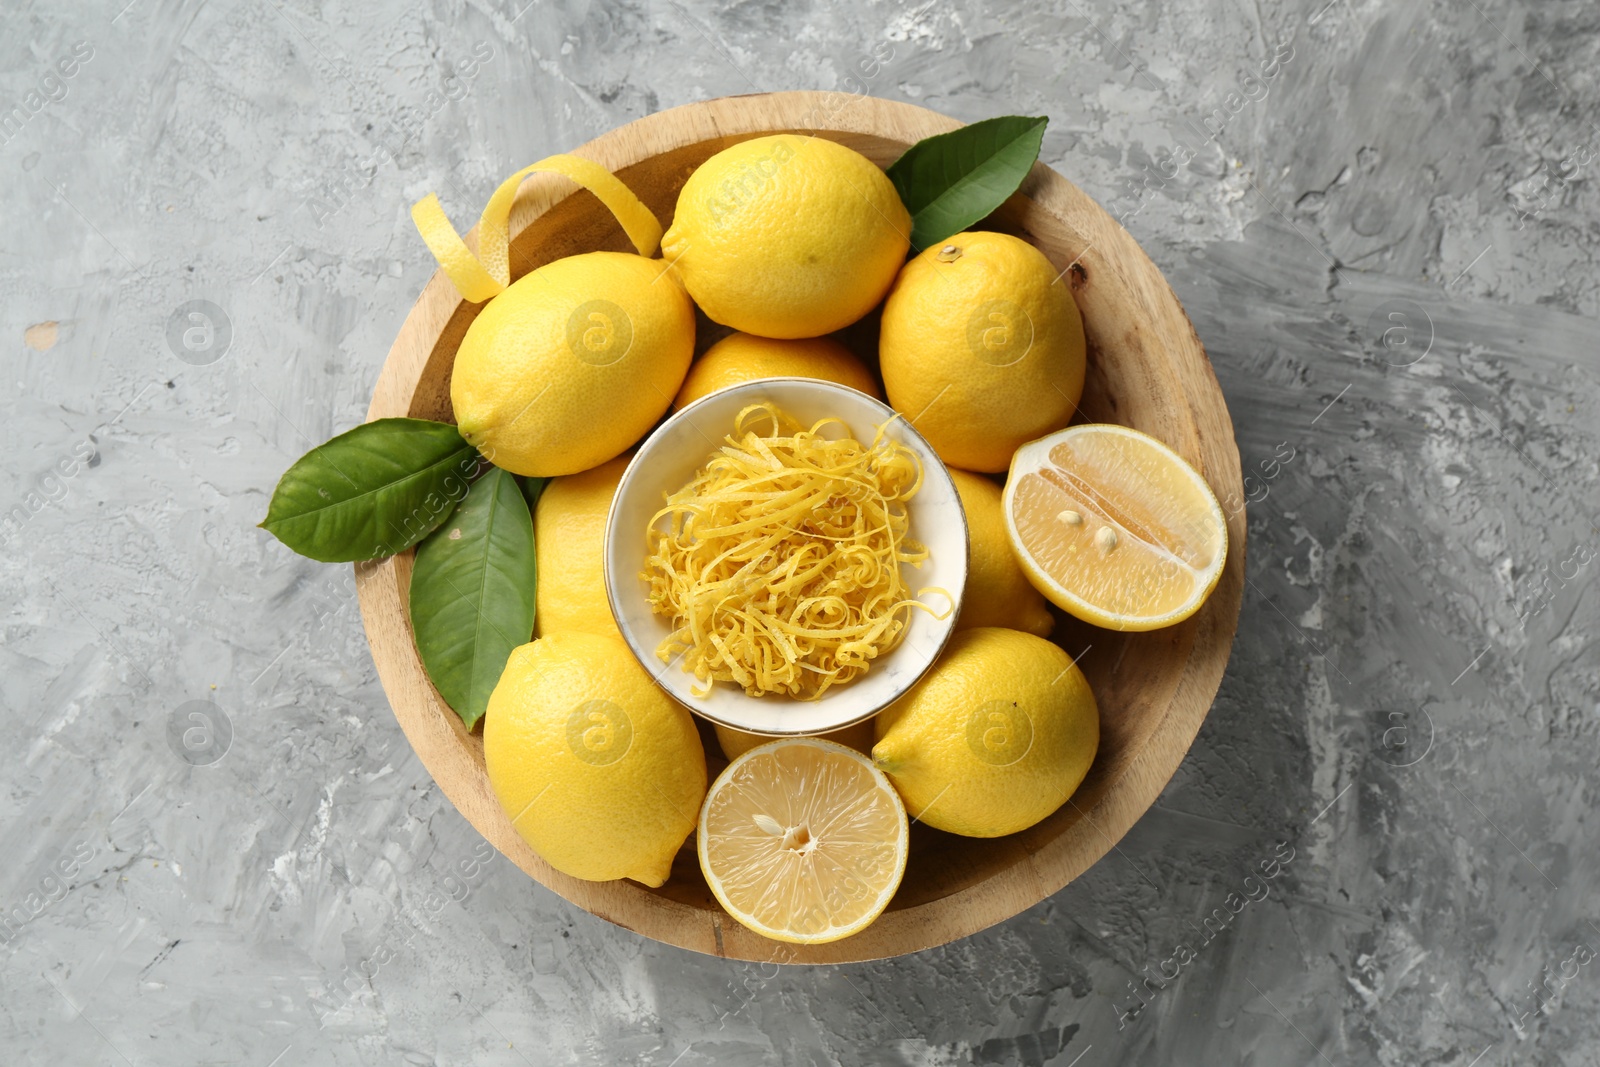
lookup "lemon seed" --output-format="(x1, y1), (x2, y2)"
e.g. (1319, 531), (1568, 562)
(1058, 509), (1082, 526)
(1096, 527), (1118, 551)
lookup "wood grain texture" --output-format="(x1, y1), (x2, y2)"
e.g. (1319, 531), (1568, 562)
(355, 91), (1245, 963)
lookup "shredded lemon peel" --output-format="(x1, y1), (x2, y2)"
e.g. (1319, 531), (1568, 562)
(645, 403), (950, 700)
(411, 153), (663, 303)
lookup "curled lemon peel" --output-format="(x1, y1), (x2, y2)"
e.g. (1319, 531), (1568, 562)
(645, 403), (951, 700)
(411, 153), (664, 303)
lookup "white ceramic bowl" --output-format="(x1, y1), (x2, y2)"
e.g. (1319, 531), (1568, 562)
(604, 377), (968, 736)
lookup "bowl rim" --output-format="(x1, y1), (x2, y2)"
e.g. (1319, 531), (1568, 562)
(602, 376), (970, 735)
(354, 90), (1245, 964)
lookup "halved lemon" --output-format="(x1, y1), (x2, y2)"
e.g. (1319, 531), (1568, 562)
(698, 738), (908, 944)
(1003, 424), (1227, 631)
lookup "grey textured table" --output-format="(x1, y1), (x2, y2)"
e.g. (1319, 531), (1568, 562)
(4, 1), (1597, 1064)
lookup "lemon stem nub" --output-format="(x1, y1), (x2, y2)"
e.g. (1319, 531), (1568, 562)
(412, 153), (665, 303)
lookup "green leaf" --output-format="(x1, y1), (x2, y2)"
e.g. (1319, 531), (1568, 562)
(408, 466), (537, 729)
(517, 475), (548, 511)
(886, 115), (1049, 252)
(261, 418), (481, 563)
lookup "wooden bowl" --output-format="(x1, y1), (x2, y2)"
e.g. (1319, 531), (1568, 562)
(356, 92), (1245, 964)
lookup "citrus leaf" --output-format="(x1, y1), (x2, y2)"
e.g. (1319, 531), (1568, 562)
(518, 475), (547, 511)
(261, 418), (480, 562)
(886, 115), (1049, 252)
(409, 466), (536, 729)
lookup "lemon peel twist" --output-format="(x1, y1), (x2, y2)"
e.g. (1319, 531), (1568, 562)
(411, 154), (664, 303)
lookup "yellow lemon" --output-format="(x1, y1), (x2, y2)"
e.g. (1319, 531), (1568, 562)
(660, 135), (910, 338)
(871, 627), (1098, 838)
(879, 232), (1085, 472)
(484, 632), (706, 886)
(451, 252), (694, 477)
(534, 454), (628, 639)
(714, 717), (876, 762)
(947, 468), (1054, 637)
(699, 738), (908, 944)
(1005, 423), (1227, 630)
(675, 333), (880, 409)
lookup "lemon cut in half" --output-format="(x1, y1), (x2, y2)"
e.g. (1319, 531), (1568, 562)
(698, 738), (908, 945)
(1004, 424), (1228, 631)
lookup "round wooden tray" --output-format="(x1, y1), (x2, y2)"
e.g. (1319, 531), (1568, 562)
(356, 91), (1245, 963)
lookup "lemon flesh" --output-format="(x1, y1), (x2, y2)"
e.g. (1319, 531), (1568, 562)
(660, 135), (910, 339)
(1004, 424), (1227, 631)
(699, 738), (908, 944)
(872, 627), (1098, 839)
(451, 251), (693, 477)
(484, 632), (706, 887)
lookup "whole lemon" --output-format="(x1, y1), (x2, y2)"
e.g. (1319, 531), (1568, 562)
(714, 717), (876, 762)
(451, 252), (694, 477)
(872, 627), (1098, 838)
(660, 135), (910, 339)
(947, 468), (1054, 637)
(484, 632), (707, 886)
(675, 332), (880, 409)
(879, 232), (1086, 472)
(534, 454), (628, 639)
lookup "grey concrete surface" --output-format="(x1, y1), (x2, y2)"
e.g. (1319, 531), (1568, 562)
(2, 0), (1597, 1064)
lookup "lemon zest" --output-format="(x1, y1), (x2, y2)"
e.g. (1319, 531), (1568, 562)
(645, 403), (949, 700)
(411, 153), (663, 303)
